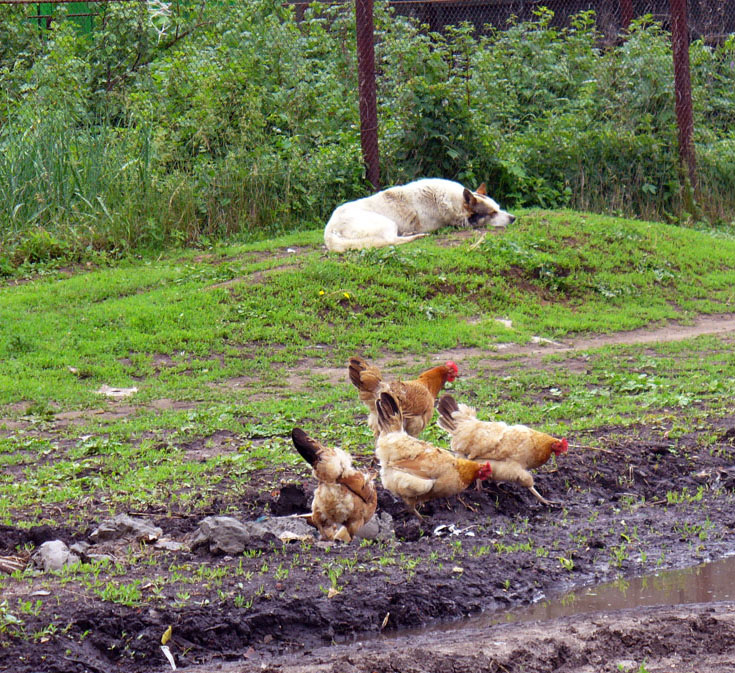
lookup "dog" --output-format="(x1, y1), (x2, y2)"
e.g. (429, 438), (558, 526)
(323, 178), (515, 252)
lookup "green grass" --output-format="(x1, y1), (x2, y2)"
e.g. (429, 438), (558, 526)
(2, 209), (735, 523)
(3, 210), (735, 407)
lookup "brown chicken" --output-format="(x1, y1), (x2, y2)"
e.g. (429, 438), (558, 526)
(375, 392), (492, 518)
(437, 395), (568, 506)
(291, 428), (377, 543)
(348, 355), (458, 437)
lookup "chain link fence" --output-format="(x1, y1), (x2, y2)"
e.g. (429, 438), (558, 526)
(6, 0), (735, 208)
(343, 0), (735, 199)
(285, 0), (735, 43)
(383, 0), (735, 44)
(21, 0), (735, 43)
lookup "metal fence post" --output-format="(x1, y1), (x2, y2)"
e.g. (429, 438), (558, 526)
(620, 0), (633, 31)
(670, 0), (697, 193)
(355, 0), (380, 190)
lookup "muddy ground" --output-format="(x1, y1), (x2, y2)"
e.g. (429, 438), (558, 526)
(2, 321), (735, 673)
(236, 601), (735, 673)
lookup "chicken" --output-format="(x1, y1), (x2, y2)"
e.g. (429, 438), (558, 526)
(374, 392), (492, 518)
(291, 428), (377, 543)
(348, 355), (458, 437)
(437, 394), (567, 506)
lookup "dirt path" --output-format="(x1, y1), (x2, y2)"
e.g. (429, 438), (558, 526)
(248, 601), (735, 673)
(541, 312), (735, 349)
(439, 312), (735, 361)
(288, 312), (735, 388)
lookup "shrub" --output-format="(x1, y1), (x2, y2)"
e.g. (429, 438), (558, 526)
(1, 2), (734, 267)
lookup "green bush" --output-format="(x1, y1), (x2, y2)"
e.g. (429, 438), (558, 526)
(1, 2), (734, 268)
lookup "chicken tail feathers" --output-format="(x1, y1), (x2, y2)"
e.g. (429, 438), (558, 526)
(291, 427), (322, 467)
(348, 356), (382, 397)
(437, 394), (460, 433)
(376, 392), (403, 434)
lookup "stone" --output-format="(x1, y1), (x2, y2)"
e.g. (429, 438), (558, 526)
(256, 516), (316, 542)
(354, 512), (394, 542)
(69, 541), (91, 560)
(189, 516), (277, 555)
(154, 538), (184, 552)
(89, 514), (163, 544)
(32, 540), (80, 572)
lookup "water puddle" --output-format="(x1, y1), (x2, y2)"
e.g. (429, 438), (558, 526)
(489, 554), (735, 626)
(379, 554), (735, 639)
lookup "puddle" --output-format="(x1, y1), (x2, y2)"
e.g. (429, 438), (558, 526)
(377, 555), (735, 639)
(490, 554), (735, 626)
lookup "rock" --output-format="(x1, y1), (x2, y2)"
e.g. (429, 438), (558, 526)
(354, 512), (394, 542)
(189, 516), (277, 555)
(154, 538), (184, 552)
(95, 385), (137, 398)
(256, 516), (316, 542)
(89, 514), (163, 544)
(69, 541), (91, 559)
(32, 540), (79, 572)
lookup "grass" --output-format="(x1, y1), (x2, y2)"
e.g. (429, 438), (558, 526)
(1, 209), (735, 524)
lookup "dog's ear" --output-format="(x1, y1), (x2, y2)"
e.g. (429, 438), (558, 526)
(475, 183), (487, 195)
(463, 188), (476, 207)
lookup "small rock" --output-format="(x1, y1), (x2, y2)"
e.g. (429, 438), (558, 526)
(95, 385), (138, 398)
(69, 541), (90, 558)
(257, 516), (316, 543)
(86, 553), (116, 564)
(720, 467), (735, 491)
(354, 512), (394, 541)
(154, 538), (184, 552)
(189, 516), (277, 555)
(32, 540), (80, 572)
(530, 336), (564, 347)
(89, 514), (163, 544)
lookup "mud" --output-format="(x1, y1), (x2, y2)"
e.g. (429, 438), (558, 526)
(2, 414), (735, 673)
(240, 602), (735, 673)
(2, 316), (735, 673)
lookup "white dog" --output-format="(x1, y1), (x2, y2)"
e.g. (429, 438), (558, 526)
(324, 178), (515, 252)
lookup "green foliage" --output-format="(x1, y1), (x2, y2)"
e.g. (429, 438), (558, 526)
(1, 3), (735, 266)
(1, 211), (735, 519)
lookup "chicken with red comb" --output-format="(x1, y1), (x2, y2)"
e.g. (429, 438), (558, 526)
(348, 356), (458, 438)
(437, 394), (567, 506)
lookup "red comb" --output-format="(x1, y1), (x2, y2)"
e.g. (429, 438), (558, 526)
(560, 438), (568, 452)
